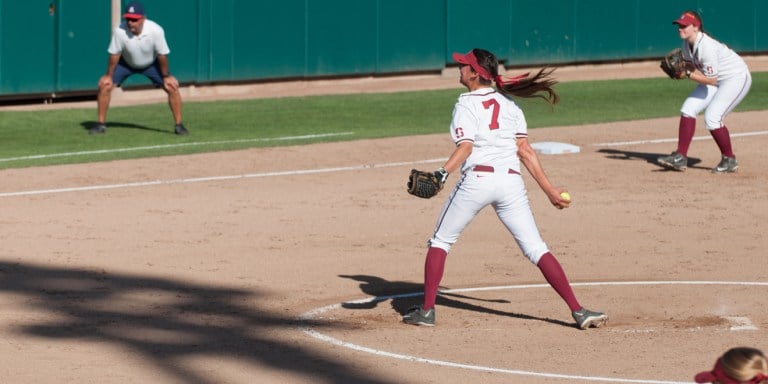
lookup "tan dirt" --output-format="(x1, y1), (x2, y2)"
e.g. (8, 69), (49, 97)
(1, 58), (767, 383)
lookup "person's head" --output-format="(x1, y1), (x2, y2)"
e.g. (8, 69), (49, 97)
(673, 10), (703, 40)
(452, 48), (559, 106)
(452, 48), (499, 89)
(123, 1), (146, 35)
(695, 347), (768, 384)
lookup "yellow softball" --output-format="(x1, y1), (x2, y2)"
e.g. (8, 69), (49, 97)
(560, 192), (571, 201)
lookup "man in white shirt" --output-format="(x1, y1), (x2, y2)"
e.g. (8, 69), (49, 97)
(92, 1), (188, 135)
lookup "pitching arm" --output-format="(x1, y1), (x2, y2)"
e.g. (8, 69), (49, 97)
(517, 137), (570, 209)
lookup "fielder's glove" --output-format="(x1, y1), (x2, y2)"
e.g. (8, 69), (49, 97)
(660, 48), (692, 79)
(407, 168), (448, 199)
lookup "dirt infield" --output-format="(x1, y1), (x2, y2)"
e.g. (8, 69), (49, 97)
(1, 60), (767, 383)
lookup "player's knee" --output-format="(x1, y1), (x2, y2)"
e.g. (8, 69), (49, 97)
(704, 115), (723, 130)
(98, 83), (113, 93)
(680, 107), (699, 118)
(164, 87), (181, 97)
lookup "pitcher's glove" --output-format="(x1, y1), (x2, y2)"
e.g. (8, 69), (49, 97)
(660, 48), (691, 79)
(407, 168), (448, 199)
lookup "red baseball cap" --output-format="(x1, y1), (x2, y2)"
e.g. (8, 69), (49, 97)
(452, 50), (492, 81)
(695, 359), (768, 383)
(673, 12), (701, 28)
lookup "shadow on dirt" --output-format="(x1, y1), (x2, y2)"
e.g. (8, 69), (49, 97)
(597, 148), (705, 171)
(338, 274), (573, 328)
(0, 261), (394, 384)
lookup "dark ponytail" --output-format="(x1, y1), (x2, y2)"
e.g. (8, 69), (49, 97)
(472, 48), (560, 106)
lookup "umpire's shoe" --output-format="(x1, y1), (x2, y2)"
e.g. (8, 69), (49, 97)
(572, 308), (608, 330)
(89, 123), (106, 135)
(657, 151), (687, 171)
(403, 305), (435, 326)
(174, 123), (189, 136)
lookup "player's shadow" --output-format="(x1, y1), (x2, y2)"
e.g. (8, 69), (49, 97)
(81, 121), (172, 134)
(597, 148), (704, 171)
(338, 274), (572, 328)
(0, 261), (395, 384)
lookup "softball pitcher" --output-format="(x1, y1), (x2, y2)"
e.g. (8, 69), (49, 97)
(658, 10), (752, 173)
(403, 48), (607, 330)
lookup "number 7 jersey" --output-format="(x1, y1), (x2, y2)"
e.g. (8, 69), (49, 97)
(449, 87), (527, 174)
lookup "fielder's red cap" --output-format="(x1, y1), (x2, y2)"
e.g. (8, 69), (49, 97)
(123, 1), (145, 19)
(673, 12), (701, 28)
(694, 359), (768, 383)
(452, 50), (492, 81)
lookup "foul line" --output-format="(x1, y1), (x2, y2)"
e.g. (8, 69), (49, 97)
(0, 132), (354, 163)
(0, 158), (447, 198)
(299, 281), (767, 384)
(592, 130), (768, 147)
(5, 128), (768, 197)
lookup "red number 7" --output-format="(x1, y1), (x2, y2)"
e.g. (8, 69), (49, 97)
(482, 99), (500, 130)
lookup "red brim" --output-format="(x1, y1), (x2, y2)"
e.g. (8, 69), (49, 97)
(452, 52), (470, 65)
(694, 371), (717, 383)
(451, 51), (492, 80)
(673, 20), (693, 26)
(123, 13), (143, 19)
(672, 15), (700, 28)
(694, 360), (742, 384)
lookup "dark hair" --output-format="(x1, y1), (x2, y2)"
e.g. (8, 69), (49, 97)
(472, 48), (559, 106)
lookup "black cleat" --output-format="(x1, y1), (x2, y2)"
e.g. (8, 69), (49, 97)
(174, 123), (189, 136)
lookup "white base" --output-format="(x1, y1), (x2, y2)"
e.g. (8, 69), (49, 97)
(531, 141), (581, 155)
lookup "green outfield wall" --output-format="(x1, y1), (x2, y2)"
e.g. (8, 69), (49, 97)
(1, 0), (765, 100)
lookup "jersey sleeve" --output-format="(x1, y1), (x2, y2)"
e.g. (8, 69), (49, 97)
(107, 26), (124, 55)
(507, 99), (528, 138)
(449, 102), (477, 145)
(697, 42), (719, 78)
(154, 24), (171, 55)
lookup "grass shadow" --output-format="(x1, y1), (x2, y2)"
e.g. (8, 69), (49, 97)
(81, 121), (172, 134)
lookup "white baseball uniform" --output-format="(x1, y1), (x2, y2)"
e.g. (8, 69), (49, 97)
(108, 19), (170, 69)
(428, 87), (549, 264)
(680, 31), (751, 130)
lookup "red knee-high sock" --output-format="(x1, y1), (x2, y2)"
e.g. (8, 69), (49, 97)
(710, 126), (735, 158)
(537, 252), (581, 312)
(676, 116), (697, 156)
(423, 247), (447, 310)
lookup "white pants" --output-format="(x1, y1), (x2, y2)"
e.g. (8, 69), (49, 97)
(680, 72), (752, 130)
(428, 168), (549, 265)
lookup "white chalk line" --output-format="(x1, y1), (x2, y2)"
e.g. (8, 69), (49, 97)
(4, 129), (768, 198)
(0, 132), (354, 163)
(0, 158), (447, 198)
(299, 281), (767, 384)
(592, 130), (768, 147)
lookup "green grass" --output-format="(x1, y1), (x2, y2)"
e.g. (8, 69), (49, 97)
(1, 73), (766, 169)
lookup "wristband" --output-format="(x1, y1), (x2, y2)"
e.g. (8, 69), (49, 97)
(435, 167), (449, 183)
